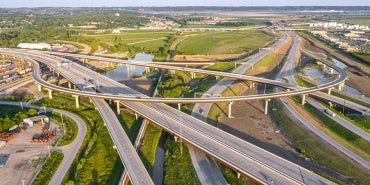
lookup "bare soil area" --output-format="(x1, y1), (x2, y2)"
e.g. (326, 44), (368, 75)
(218, 87), (297, 160)
(0, 123), (59, 185)
(121, 76), (152, 96)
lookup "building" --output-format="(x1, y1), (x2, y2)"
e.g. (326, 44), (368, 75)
(17, 43), (51, 50)
(23, 115), (49, 127)
(112, 29), (121, 33)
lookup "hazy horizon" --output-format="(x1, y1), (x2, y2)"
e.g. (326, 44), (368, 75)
(2, 0), (370, 8)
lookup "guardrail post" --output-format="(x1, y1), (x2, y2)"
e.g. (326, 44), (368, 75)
(47, 89), (53, 99)
(37, 84), (42, 92)
(264, 99), (270, 115)
(301, 94), (306, 105)
(228, 101), (233, 118)
(115, 101), (121, 114)
(72, 95), (79, 108)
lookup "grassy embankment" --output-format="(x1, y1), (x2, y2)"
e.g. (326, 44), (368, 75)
(294, 76), (370, 133)
(33, 151), (64, 185)
(78, 30), (177, 60)
(34, 91), (122, 185)
(207, 34), (292, 126)
(271, 99), (370, 184)
(176, 30), (274, 55)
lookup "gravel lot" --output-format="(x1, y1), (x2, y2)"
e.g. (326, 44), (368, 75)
(0, 122), (59, 185)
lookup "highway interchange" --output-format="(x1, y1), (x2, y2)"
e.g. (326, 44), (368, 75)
(0, 28), (369, 184)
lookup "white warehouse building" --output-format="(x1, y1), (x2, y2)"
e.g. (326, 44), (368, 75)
(17, 43), (51, 50)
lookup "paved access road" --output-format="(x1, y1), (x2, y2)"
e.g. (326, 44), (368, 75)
(277, 31), (370, 171)
(0, 101), (87, 185)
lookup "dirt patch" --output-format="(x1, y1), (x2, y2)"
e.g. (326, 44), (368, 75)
(218, 87), (297, 160)
(121, 76), (152, 96)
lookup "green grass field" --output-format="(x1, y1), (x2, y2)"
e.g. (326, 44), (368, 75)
(139, 124), (162, 175)
(33, 151), (64, 185)
(271, 100), (370, 184)
(175, 30), (274, 55)
(163, 137), (200, 185)
(34, 92), (122, 185)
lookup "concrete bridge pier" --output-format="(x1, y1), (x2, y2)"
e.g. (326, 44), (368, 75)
(301, 94), (307, 105)
(68, 81), (72, 89)
(115, 101), (121, 114)
(191, 72), (195, 79)
(72, 95), (80, 108)
(329, 68), (334, 74)
(237, 172), (241, 179)
(47, 89), (53, 99)
(135, 113), (139, 120)
(264, 99), (270, 115)
(145, 67), (150, 73)
(338, 83), (345, 91)
(37, 84), (42, 92)
(177, 103), (181, 111)
(228, 101), (233, 118)
(327, 87), (333, 95)
(174, 136), (178, 142)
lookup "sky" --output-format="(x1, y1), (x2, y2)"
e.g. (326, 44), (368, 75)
(1, 0), (370, 8)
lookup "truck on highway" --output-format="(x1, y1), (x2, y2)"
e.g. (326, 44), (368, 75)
(324, 109), (336, 117)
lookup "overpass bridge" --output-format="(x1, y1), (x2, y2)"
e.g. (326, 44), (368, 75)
(0, 49), (339, 185)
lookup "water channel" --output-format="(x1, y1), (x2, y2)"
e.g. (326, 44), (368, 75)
(102, 53), (153, 81)
(303, 58), (362, 95)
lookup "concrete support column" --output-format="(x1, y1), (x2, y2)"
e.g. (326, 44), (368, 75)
(68, 81), (72, 89)
(37, 84), (42, 92)
(251, 64), (254, 70)
(237, 172), (241, 179)
(328, 87), (333, 95)
(135, 113), (138, 120)
(110, 62), (113, 67)
(145, 67), (150, 73)
(48, 89), (53, 99)
(329, 68), (334, 74)
(338, 83), (345, 91)
(191, 72), (195, 79)
(108, 99), (112, 105)
(215, 76), (219, 80)
(174, 136), (178, 142)
(177, 103), (181, 111)
(115, 101), (121, 114)
(228, 101), (233, 118)
(301, 94), (306, 105)
(73, 95), (80, 108)
(264, 99), (270, 115)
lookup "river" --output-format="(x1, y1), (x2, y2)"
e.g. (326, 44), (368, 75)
(102, 53), (153, 81)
